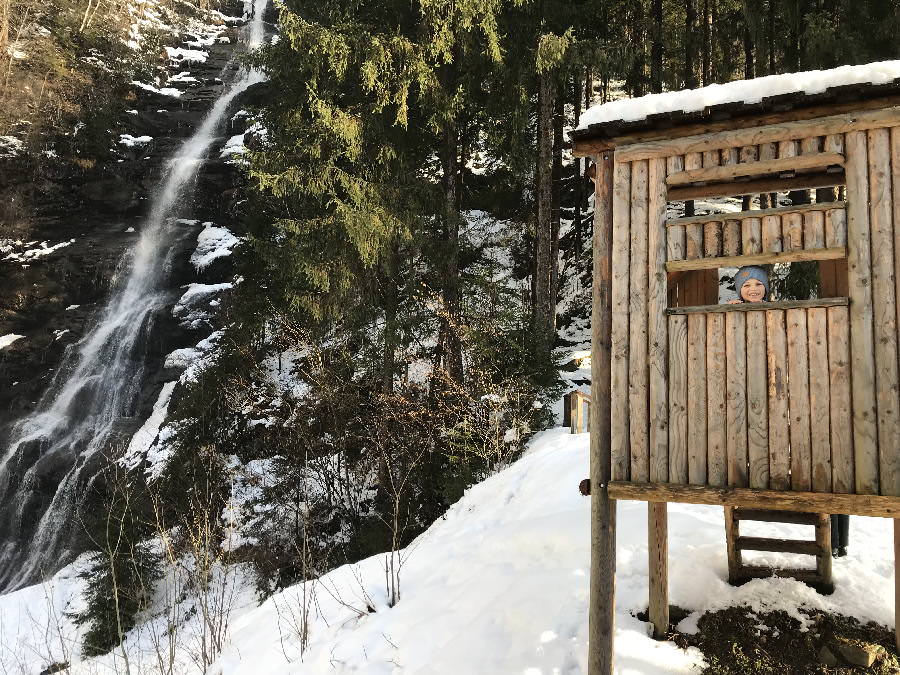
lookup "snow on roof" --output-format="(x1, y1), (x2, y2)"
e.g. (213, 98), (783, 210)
(576, 60), (900, 131)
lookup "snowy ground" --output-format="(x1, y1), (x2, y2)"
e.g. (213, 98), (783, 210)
(0, 429), (895, 673)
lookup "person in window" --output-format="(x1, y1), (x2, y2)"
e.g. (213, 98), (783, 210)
(727, 265), (769, 304)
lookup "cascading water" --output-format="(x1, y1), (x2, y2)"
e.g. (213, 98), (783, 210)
(0, 0), (268, 591)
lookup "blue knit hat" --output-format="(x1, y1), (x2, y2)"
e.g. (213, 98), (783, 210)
(734, 265), (769, 301)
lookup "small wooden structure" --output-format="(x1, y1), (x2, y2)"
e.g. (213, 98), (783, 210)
(572, 67), (900, 674)
(564, 390), (592, 434)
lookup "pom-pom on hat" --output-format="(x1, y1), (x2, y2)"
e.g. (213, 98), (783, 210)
(734, 265), (770, 300)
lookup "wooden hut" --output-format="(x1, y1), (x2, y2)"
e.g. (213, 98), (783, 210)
(571, 62), (900, 674)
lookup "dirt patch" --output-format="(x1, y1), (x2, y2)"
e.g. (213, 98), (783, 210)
(665, 607), (899, 674)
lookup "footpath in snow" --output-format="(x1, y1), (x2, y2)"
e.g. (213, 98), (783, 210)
(0, 429), (895, 673)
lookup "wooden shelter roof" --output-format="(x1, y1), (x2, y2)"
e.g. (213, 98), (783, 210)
(571, 78), (900, 150)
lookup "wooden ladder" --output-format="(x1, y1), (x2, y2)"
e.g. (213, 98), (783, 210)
(724, 507), (833, 594)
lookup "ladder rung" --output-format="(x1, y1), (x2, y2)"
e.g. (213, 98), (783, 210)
(732, 509), (821, 526)
(734, 565), (823, 585)
(736, 536), (822, 555)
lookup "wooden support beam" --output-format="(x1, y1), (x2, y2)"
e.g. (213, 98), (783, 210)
(732, 509), (820, 525)
(666, 298), (848, 315)
(667, 170), (844, 201)
(666, 152), (844, 186)
(648, 502), (668, 640)
(610, 105), (900, 162)
(665, 247), (847, 272)
(589, 149), (616, 675)
(607, 481), (900, 518)
(667, 201), (846, 228)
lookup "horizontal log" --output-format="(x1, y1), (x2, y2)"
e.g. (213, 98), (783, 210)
(666, 247), (847, 272)
(606, 481), (900, 517)
(736, 536), (821, 555)
(612, 105), (900, 162)
(732, 509), (821, 525)
(571, 94), (900, 157)
(667, 201), (846, 228)
(665, 297), (848, 315)
(667, 171), (845, 201)
(667, 152), (844, 186)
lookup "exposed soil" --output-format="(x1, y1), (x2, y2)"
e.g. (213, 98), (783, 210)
(658, 606), (900, 674)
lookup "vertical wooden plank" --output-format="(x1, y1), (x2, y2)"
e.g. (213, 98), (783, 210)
(668, 315), (689, 485)
(703, 151), (721, 257)
(800, 136), (822, 155)
(666, 156), (686, 262)
(825, 208), (847, 247)
(786, 308), (812, 492)
(648, 158), (669, 484)
(766, 310), (790, 491)
(746, 311), (770, 489)
(648, 502), (668, 640)
(759, 142), (778, 208)
(868, 128), (900, 497)
(783, 212), (804, 251)
(726, 312), (749, 487)
(724, 506), (742, 583)
(723, 219), (741, 256)
(589, 149), (616, 675)
(610, 161), (631, 481)
(761, 214), (782, 253)
(778, 139), (798, 161)
(803, 211), (825, 249)
(824, 133), (844, 155)
(742, 217), (762, 255)
(629, 160), (650, 483)
(828, 306), (854, 494)
(739, 145), (758, 165)
(846, 130), (880, 495)
(684, 153), (703, 259)
(687, 313), (707, 485)
(704, 220), (722, 257)
(808, 308), (832, 493)
(707, 313), (727, 487)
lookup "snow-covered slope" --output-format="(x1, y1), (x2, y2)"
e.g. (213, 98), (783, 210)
(0, 429), (895, 673)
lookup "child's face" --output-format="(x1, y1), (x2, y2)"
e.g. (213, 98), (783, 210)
(740, 278), (766, 302)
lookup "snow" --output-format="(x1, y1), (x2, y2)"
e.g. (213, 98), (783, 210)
(119, 133), (153, 147)
(120, 381), (177, 475)
(173, 282), (233, 329)
(0, 136), (24, 158)
(0, 334), (25, 350)
(3, 239), (74, 264)
(165, 46), (209, 64)
(0, 429), (894, 674)
(131, 80), (182, 98)
(578, 59), (900, 129)
(220, 132), (248, 157)
(190, 223), (240, 270)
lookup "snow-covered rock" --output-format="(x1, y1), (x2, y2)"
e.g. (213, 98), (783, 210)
(190, 223), (240, 270)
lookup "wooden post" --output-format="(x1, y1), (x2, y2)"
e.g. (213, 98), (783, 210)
(589, 149), (616, 675)
(648, 502), (669, 639)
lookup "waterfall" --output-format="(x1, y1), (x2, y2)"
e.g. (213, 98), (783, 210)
(0, 0), (268, 592)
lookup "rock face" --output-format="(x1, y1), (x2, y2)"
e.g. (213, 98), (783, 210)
(0, 1), (264, 591)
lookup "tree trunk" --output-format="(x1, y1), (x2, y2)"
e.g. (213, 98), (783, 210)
(381, 243), (399, 394)
(574, 72), (584, 260)
(440, 118), (464, 383)
(767, 0), (776, 74)
(701, 0), (711, 85)
(535, 71), (554, 347)
(685, 0), (697, 88)
(743, 12), (756, 79)
(650, 0), (663, 93)
(550, 83), (564, 328)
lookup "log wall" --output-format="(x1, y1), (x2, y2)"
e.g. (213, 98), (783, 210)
(609, 123), (900, 498)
